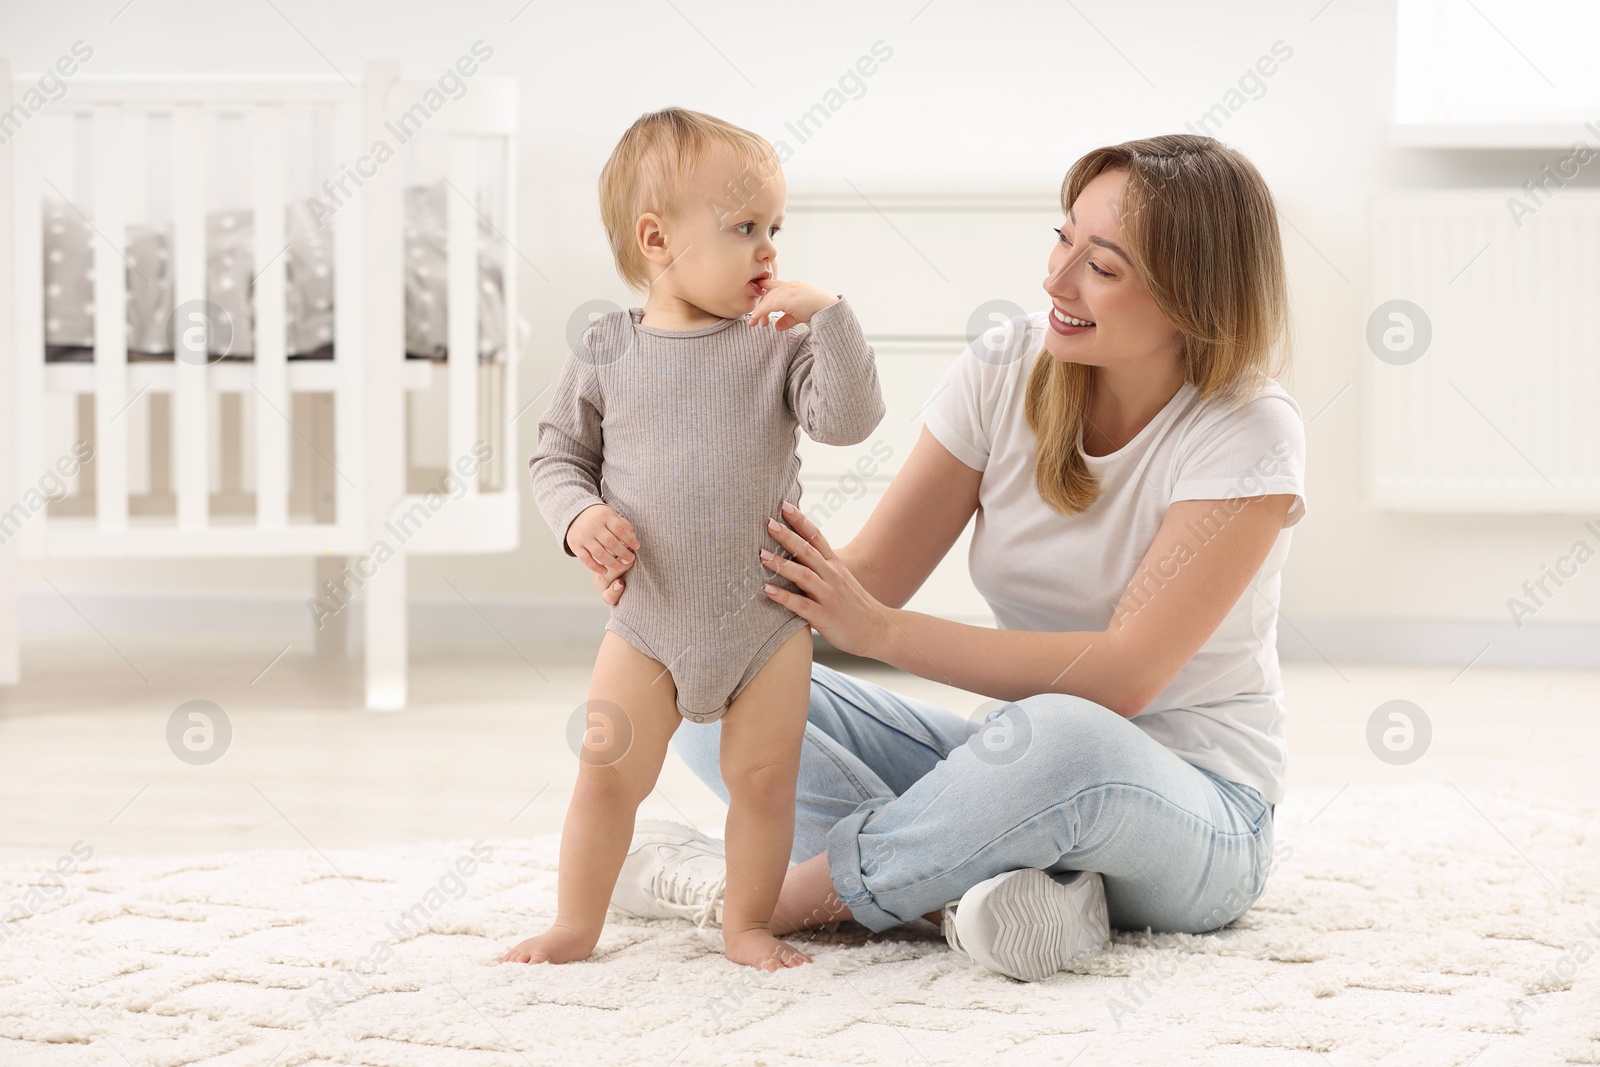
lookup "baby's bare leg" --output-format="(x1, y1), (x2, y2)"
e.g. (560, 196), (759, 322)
(718, 628), (814, 971)
(502, 631), (681, 964)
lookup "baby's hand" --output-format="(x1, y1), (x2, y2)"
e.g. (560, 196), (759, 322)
(567, 504), (639, 579)
(747, 279), (839, 331)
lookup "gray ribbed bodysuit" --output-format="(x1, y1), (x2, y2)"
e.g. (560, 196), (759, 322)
(529, 297), (885, 723)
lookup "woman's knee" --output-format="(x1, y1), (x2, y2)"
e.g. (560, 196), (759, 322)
(1016, 691), (1125, 729)
(976, 692), (1133, 775)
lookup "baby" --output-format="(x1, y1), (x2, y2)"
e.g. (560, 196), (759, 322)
(509, 108), (885, 970)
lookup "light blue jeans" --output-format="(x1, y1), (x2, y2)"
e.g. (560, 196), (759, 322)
(669, 660), (1277, 934)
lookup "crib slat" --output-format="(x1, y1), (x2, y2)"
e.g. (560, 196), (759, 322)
(360, 61), (407, 710)
(446, 136), (478, 493)
(252, 105), (288, 529)
(9, 107), (45, 552)
(122, 112), (152, 498)
(121, 111), (147, 246)
(0, 61), (14, 682)
(500, 130), (518, 492)
(93, 105), (129, 532)
(333, 99), (363, 534)
(172, 104), (209, 530)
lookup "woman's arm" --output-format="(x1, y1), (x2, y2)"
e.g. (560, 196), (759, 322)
(840, 493), (1295, 715)
(838, 426), (982, 608)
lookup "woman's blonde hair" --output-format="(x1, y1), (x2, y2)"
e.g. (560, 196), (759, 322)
(598, 107), (779, 290)
(1024, 134), (1292, 515)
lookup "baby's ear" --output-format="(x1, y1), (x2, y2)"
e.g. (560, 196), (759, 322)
(635, 212), (673, 268)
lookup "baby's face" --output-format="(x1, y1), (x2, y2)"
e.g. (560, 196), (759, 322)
(655, 147), (785, 320)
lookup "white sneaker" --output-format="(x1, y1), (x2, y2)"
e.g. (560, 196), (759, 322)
(941, 868), (1110, 982)
(609, 819), (727, 929)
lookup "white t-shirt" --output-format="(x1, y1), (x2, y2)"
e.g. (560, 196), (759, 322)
(921, 311), (1307, 805)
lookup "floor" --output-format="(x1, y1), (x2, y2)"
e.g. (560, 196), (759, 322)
(2, 633), (1597, 1066)
(1, 631), (1596, 860)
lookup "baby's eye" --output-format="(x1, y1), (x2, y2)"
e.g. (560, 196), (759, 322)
(769, 225), (781, 238)
(735, 221), (755, 235)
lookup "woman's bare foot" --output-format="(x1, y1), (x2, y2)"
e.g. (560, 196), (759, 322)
(500, 923), (599, 964)
(724, 928), (813, 970)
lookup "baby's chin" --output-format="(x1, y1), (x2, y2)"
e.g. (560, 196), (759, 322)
(677, 285), (761, 322)
(710, 294), (763, 321)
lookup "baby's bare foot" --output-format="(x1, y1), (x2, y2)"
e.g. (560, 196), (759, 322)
(724, 929), (813, 971)
(500, 923), (599, 965)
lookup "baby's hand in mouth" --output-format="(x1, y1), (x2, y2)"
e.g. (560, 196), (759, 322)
(747, 278), (839, 331)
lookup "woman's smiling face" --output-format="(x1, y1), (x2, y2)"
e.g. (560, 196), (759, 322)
(1041, 167), (1181, 369)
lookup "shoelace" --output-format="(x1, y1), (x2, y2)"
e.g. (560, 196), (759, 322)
(648, 864), (727, 929)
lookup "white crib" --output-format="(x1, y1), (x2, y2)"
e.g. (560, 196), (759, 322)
(0, 60), (522, 709)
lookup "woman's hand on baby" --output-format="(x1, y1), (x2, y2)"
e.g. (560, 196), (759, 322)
(747, 279), (839, 331)
(760, 500), (891, 659)
(567, 504), (640, 583)
(594, 563), (626, 606)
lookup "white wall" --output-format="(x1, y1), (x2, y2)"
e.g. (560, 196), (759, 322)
(4, 0), (1598, 665)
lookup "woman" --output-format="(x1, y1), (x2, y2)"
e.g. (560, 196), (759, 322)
(584, 134), (1306, 981)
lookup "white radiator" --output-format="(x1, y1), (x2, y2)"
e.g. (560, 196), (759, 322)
(1366, 190), (1600, 511)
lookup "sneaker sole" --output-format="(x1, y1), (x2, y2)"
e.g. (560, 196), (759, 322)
(954, 868), (1109, 982)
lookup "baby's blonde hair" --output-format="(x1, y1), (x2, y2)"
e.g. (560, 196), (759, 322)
(599, 107), (779, 290)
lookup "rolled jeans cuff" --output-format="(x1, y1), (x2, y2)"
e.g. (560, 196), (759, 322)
(824, 796), (907, 934)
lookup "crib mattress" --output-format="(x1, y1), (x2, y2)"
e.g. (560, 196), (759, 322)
(42, 181), (506, 363)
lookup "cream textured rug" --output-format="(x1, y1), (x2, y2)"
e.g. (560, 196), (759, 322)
(2, 782), (1597, 1066)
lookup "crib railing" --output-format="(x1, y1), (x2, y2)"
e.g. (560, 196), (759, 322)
(8, 75), (369, 553)
(0, 60), (521, 707)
